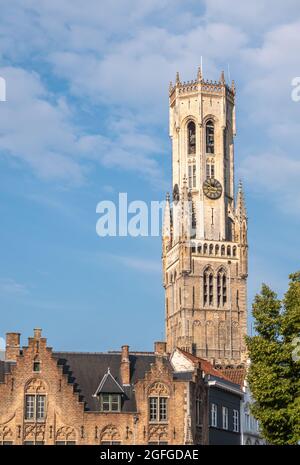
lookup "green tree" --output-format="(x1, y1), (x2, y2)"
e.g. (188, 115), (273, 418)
(246, 272), (300, 445)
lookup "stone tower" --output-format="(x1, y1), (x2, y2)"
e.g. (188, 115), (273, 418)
(162, 68), (248, 367)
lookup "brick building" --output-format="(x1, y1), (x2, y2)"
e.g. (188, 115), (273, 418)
(0, 329), (210, 445)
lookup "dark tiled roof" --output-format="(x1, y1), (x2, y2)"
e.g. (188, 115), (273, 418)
(53, 352), (158, 412)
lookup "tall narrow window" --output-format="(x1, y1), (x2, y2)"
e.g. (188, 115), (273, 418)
(187, 121), (196, 154)
(188, 164), (196, 188)
(222, 406), (228, 430)
(211, 403), (218, 427)
(206, 159), (215, 178)
(217, 269), (227, 307)
(204, 268), (213, 306)
(233, 409), (239, 432)
(206, 120), (214, 153)
(209, 273), (213, 305)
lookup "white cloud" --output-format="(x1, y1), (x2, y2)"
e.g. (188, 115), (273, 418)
(0, 278), (29, 295)
(0, 66), (165, 185)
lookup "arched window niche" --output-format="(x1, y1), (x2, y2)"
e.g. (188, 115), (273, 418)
(206, 120), (214, 154)
(187, 121), (196, 155)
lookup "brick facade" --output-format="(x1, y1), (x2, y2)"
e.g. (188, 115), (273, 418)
(0, 330), (209, 445)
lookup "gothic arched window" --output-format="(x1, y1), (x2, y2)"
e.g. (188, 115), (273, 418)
(204, 268), (213, 306)
(217, 269), (227, 307)
(206, 120), (214, 154)
(187, 121), (196, 154)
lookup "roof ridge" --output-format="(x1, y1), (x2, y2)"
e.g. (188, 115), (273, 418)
(176, 348), (234, 384)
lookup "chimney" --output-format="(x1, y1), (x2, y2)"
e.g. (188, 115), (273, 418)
(5, 332), (21, 361)
(154, 341), (167, 356)
(33, 328), (42, 339)
(120, 345), (130, 385)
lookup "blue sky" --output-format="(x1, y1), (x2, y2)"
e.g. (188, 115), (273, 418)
(0, 0), (299, 352)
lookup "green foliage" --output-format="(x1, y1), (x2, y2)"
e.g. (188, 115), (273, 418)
(246, 272), (300, 445)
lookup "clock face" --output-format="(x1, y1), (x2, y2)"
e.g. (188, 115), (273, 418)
(203, 178), (222, 199)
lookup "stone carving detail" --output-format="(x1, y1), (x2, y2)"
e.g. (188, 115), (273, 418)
(100, 424), (120, 442)
(0, 425), (13, 442)
(148, 382), (170, 397)
(24, 423), (45, 441)
(148, 424), (168, 441)
(56, 426), (76, 441)
(193, 320), (201, 326)
(25, 378), (47, 393)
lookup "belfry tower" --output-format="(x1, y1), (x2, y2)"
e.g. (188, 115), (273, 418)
(162, 68), (248, 367)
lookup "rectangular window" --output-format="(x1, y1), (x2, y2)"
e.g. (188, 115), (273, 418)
(100, 394), (120, 412)
(25, 394), (46, 421)
(149, 397), (157, 421)
(36, 395), (46, 420)
(211, 403), (217, 427)
(149, 397), (168, 422)
(222, 406), (228, 430)
(25, 395), (35, 420)
(159, 397), (167, 421)
(33, 362), (40, 372)
(188, 164), (196, 188)
(111, 394), (120, 412)
(233, 409), (239, 432)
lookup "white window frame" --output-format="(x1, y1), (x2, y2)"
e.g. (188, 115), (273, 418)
(149, 396), (168, 422)
(233, 409), (239, 432)
(188, 164), (196, 189)
(25, 394), (46, 421)
(211, 403), (218, 427)
(222, 406), (228, 430)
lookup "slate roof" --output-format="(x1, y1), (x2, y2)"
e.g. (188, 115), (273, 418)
(94, 369), (124, 395)
(53, 351), (165, 412)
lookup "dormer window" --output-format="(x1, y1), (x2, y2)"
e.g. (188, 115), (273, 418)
(94, 367), (124, 413)
(100, 394), (121, 412)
